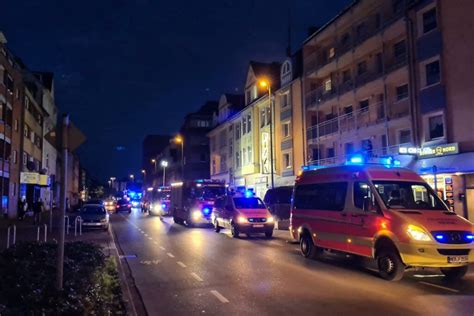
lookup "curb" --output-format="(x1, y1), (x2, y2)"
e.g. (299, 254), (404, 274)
(109, 223), (148, 316)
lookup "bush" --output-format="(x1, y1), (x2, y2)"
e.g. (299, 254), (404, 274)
(0, 241), (126, 315)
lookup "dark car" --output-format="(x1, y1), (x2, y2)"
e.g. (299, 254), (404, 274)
(80, 205), (109, 230)
(115, 199), (132, 213)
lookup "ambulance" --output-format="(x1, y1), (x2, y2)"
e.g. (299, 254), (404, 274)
(290, 156), (474, 281)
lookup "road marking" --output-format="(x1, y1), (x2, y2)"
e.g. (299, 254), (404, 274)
(144, 233), (148, 237)
(190, 272), (203, 282)
(153, 241), (158, 245)
(148, 237), (152, 240)
(210, 290), (229, 303)
(419, 281), (459, 293)
(160, 246), (166, 251)
(167, 252), (175, 258)
(177, 261), (187, 268)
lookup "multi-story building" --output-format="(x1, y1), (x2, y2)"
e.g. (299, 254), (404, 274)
(141, 134), (171, 188)
(208, 94), (244, 184)
(274, 52), (305, 187)
(302, 0), (474, 219)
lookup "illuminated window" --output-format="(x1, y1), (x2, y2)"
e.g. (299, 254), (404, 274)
(324, 78), (332, 92)
(282, 122), (291, 138)
(328, 47), (335, 59)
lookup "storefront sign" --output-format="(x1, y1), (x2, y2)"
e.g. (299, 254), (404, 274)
(20, 172), (39, 184)
(399, 143), (459, 159)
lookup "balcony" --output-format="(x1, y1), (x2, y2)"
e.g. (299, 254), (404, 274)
(385, 54), (408, 74)
(355, 69), (383, 88)
(305, 86), (337, 108)
(307, 101), (410, 141)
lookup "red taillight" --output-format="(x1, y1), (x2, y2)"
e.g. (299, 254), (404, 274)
(116, 205), (119, 208)
(127, 204), (131, 208)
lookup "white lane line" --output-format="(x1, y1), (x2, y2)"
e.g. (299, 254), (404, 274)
(144, 233), (149, 237)
(167, 252), (175, 258)
(190, 272), (203, 282)
(148, 237), (153, 240)
(177, 261), (187, 268)
(419, 281), (459, 293)
(210, 290), (229, 303)
(160, 246), (166, 251)
(153, 241), (158, 245)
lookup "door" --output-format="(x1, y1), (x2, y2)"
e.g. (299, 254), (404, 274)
(467, 189), (474, 221)
(223, 197), (236, 229)
(348, 181), (382, 257)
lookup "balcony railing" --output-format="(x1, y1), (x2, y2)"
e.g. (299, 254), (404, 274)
(307, 101), (410, 141)
(305, 85), (337, 108)
(385, 54), (408, 73)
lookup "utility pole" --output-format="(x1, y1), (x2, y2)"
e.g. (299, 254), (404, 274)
(56, 114), (69, 290)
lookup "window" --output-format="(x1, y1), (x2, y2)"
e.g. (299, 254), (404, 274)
(23, 153), (27, 165)
(342, 70), (351, 83)
(266, 107), (272, 125)
(294, 182), (348, 211)
(246, 90), (251, 105)
(242, 148), (247, 165)
(24, 126), (29, 138)
(247, 114), (252, 133)
(327, 147), (335, 158)
(354, 182), (378, 212)
(282, 121), (291, 138)
(357, 61), (367, 75)
(345, 143), (354, 155)
(361, 139), (373, 153)
(281, 93), (290, 108)
(359, 99), (369, 111)
(283, 153), (291, 169)
(423, 7), (437, 34)
(344, 105), (353, 116)
(242, 117), (247, 135)
(425, 60), (440, 86)
(220, 154), (227, 172)
(236, 151), (241, 168)
(260, 108), (266, 127)
(328, 47), (335, 59)
(396, 84), (409, 101)
(324, 78), (332, 92)
(247, 146), (252, 163)
(235, 122), (241, 140)
(394, 40), (407, 60)
(428, 114), (444, 140)
(399, 129), (411, 144)
(25, 97), (30, 110)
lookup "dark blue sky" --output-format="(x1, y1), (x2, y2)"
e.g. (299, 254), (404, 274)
(2, 0), (350, 181)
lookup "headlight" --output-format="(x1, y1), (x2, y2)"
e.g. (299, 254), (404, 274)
(266, 216), (274, 223)
(407, 225), (431, 241)
(153, 204), (162, 212)
(192, 210), (202, 221)
(237, 216), (247, 224)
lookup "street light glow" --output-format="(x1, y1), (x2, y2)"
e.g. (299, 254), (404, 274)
(161, 160), (169, 167)
(141, 169), (146, 174)
(151, 159), (156, 163)
(259, 79), (269, 88)
(174, 135), (183, 143)
(130, 174), (134, 179)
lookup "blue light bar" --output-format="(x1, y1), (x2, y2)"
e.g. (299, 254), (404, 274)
(466, 234), (474, 240)
(435, 234), (444, 240)
(203, 207), (211, 215)
(349, 155), (364, 164)
(244, 190), (254, 198)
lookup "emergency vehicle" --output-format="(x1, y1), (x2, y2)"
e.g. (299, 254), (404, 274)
(290, 156), (474, 281)
(212, 191), (275, 238)
(148, 186), (171, 216)
(170, 179), (226, 227)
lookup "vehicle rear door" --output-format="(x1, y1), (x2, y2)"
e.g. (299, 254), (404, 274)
(348, 181), (383, 257)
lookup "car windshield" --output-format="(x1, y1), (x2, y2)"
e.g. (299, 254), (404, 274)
(373, 181), (447, 211)
(82, 206), (106, 214)
(195, 186), (226, 200)
(233, 197), (266, 209)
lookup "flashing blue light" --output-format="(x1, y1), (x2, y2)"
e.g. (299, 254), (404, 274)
(244, 190), (254, 198)
(435, 234), (445, 240)
(203, 207), (211, 215)
(129, 191), (137, 198)
(302, 166), (310, 171)
(161, 203), (167, 209)
(349, 155), (364, 164)
(466, 234), (474, 240)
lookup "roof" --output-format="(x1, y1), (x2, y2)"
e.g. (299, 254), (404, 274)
(303, 0), (359, 44)
(224, 94), (244, 109)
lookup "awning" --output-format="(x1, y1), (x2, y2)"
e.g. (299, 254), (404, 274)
(414, 152), (474, 175)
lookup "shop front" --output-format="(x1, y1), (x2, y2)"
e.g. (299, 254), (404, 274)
(402, 143), (474, 221)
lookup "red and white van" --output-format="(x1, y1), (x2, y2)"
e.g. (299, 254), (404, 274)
(290, 162), (474, 281)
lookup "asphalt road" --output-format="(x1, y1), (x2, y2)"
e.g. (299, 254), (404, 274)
(111, 210), (474, 316)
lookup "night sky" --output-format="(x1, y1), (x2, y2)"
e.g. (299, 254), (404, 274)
(2, 0), (351, 181)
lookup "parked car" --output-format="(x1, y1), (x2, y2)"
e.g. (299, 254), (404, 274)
(115, 199), (132, 213)
(80, 205), (109, 231)
(104, 198), (116, 212)
(290, 160), (474, 281)
(86, 199), (104, 206)
(212, 193), (275, 238)
(264, 186), (293, 229)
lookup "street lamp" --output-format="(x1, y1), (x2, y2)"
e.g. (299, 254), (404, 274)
(259, 78), (275, 189)
(161, 160), (168, 186)
(129, 174), (134, 180)
(151, 158), (157, 173)
(173, 135), (184, 180)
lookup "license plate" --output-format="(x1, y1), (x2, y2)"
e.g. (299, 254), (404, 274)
(447, 255), (468, 263)
(253, 224), (264, 228)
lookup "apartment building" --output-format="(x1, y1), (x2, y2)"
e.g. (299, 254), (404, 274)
(302, 0), (474, 219)
(208, 94), (244, 184)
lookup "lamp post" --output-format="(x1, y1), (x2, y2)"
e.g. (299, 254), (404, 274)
(141, 169), (146, 185)
(259, 79), (275, 189)
(161, 160), (168, 186)
(129, 174), (134, 181)
(173, 135), (184, 180)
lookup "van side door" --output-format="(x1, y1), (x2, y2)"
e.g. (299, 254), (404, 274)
(348, 181), (382, 257)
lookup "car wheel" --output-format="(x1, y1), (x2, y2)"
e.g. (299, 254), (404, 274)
(377, 249), (405, 281)
(300, 233), (321, 259)
(214, 219), (221, 233)
(231, 223), (240, 238)
(103, 225), (109, 232)
(265, 230), (273, 238)
(440, 266), (468, 280)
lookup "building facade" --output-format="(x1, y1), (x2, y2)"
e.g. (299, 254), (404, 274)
(302, 0), (474, 219)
